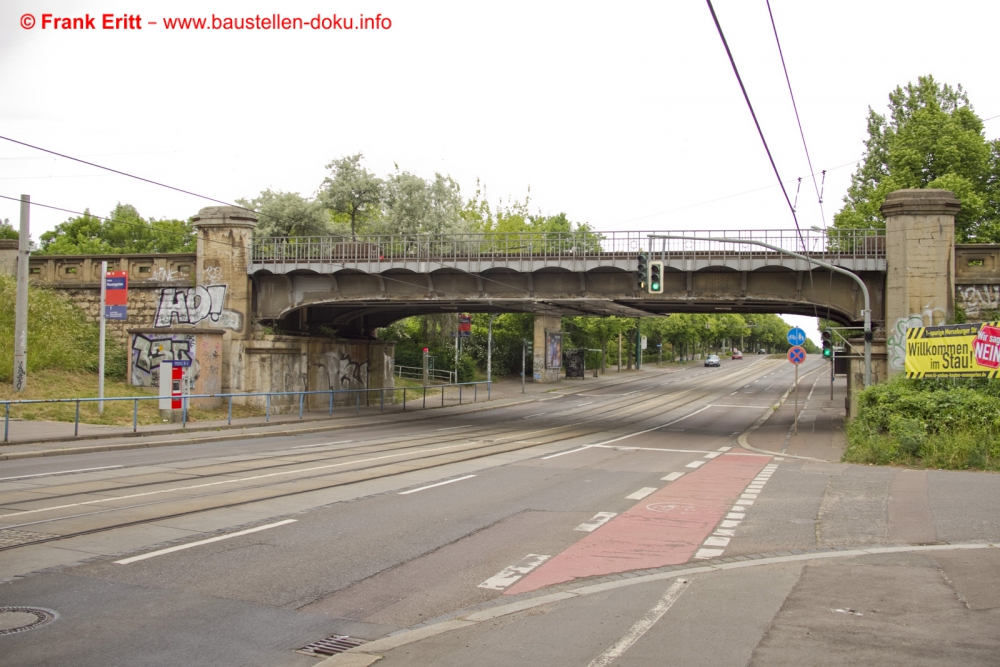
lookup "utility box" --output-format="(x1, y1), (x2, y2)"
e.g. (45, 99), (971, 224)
(158, 361), (186, 422)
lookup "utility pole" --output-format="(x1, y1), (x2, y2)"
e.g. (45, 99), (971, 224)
(98, 260), (107, 413)
(13, 195), (29, 392)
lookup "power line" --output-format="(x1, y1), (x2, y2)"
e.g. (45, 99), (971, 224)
(704, 0), (806, 251)
(0, 134), (248, 212)
(765, 0), (827, 229)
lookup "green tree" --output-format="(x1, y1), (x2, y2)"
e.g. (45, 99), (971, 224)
(377, 170), (467, 235)
(319, 153), (384, 238)
(38, 204), (195, 254)
(237, 189), (329, 238)
(834, 75), (1000, 241)
(0, 218), (17, 240)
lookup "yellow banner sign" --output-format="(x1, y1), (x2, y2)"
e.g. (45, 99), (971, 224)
(905, 322), (1000, 378)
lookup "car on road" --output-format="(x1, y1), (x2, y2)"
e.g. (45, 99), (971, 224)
(705, 354), (721, 367)
(758, 349), (768, 354)
(731, 350), (743, 360)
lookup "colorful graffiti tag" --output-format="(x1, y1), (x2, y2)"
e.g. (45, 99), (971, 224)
(154, 285), (243, 331)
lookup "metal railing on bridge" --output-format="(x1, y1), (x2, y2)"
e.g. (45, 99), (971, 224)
(249, 229), (885, 272)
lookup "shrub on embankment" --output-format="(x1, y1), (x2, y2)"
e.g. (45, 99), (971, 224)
(0, 274), (127, 381)
(844, 375), (1000, 470)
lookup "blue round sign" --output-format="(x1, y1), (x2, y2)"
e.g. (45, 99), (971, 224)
(786, 327), (807, 346)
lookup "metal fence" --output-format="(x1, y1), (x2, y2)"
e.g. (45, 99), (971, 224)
(249, 229), (885, 270)
(394, 365), (456, 384)
(1, 381), (493, 443)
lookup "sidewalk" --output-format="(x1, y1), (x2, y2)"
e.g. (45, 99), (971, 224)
(0, 366), (672, 460)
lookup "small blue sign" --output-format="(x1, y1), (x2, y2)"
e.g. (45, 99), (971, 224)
(105, 277), (127, 290)
(104, 305), (128, 321)
(786, 327), (807, 346)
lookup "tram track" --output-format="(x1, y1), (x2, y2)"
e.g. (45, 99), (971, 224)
(0, 358), (785, 553)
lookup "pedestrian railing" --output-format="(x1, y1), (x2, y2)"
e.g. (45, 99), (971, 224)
(393, 365), (456, 384)
(1, 381), (493, 443)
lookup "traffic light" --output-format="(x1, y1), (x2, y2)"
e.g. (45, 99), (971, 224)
(636, 252), (648, 291)
(821, 330), (833, 358)
(648, 261), (663, 294)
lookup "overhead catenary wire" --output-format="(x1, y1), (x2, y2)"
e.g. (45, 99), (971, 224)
(704, 0), (806, 253)
(765, 0), (827, 229)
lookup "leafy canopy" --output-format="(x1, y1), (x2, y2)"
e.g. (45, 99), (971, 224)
(834, 75), (1000, 241)
(38, 204), (195, 255)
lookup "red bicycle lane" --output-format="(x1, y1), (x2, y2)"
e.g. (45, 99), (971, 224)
(506, 452), (771, 595)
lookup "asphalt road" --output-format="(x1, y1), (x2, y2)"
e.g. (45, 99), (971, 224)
(1, 356), (997, 666)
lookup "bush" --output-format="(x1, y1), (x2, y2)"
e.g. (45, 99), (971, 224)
(0, 275), (128, 381)
(845, 375), (1000, 470)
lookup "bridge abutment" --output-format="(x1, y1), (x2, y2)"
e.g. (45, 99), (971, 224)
(533, 314), (562, 383)
(881, 189), (960, 375)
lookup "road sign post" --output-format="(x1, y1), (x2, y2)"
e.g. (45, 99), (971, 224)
(787, 345), (806, 434)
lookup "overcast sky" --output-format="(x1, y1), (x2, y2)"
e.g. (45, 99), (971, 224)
(2, 0), (998, 343)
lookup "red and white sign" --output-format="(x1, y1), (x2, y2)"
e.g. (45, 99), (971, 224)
(973, 324), (1000, 369)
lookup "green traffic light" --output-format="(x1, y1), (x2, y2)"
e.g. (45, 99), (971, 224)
(651, 281), (659, 290)
(822, 348), (832, 358)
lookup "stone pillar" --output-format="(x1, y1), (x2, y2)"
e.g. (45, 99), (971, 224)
(533, 313), (562, 383)
(191, 206), (258, 392)
(882, 189), (960, 375)
(0, 239), (17, 276)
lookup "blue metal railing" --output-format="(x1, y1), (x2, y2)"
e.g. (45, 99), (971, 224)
(1, 381), (492, 443)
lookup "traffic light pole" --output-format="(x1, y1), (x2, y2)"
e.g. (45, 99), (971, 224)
(648, 235), (873, 387)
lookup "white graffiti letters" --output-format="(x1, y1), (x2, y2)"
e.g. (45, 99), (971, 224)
(155, 285), (242, 330)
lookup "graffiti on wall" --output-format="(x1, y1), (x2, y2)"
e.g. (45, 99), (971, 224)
(154, 285), (243, 331)
(131, 333), (200, 386)
(324, 351), (368, 390)
(958, 284), (1000, 319)
(887, 301), (947, 371)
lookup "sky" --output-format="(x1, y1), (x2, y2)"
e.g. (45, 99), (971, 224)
(2, 0), (998, 344)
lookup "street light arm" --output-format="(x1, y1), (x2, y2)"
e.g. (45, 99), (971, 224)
(647, 234), (872, 387)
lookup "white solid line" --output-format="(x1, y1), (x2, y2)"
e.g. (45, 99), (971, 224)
(291, 440), (354, 449)
(586, 578), (691, 667)
(542, 446), (591, 460)
(626, 487), (658, 500)
(115, 519), (297, 565)
(399, 474), (476, 495)
(575, 512), (618, 532)
(0, 465), (124, 482)
(593, 445), (711, 454)
(708, 404), (775, 409)
(685, 460), (705, 469)
(662, 472), (685, 482)
(435, 426), (471, 431)
(478, 554), (551, 590)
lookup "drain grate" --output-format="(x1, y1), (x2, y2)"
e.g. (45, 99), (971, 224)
(0, 607), (57, 636)
(299, 635), (366, 656)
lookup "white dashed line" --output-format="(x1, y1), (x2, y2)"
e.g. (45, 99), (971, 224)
(399, 474), (476, 495)
(435, 426), (471, 432)
(479, 554), (551, 590)
(291, 440), (354, 449)
(575, 512), (618, 532)
(695, 548), (725, 560)
(662, 472), (685, 482)
(626, 487), (658, 500)
(717, 446), (732, 452)
(116, 519), (297, 565)
(703, 452), (722, 459)
(685, 460), (706, 469)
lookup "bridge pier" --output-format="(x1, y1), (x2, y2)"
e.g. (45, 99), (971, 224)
(882, 189), (960, 375)
(533, 314), (562, 383)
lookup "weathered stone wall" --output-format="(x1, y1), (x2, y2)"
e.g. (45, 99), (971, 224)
(230, 335), (395, 413)
(127, 328), (225, 408)
(533, 314), (562, 383)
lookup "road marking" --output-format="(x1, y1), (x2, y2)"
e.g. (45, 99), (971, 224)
(708, 404), (775, 409)
(662, 472), (685, 482)
(695, 548), (724, 559)
(703, 536), (730, 547)
(542, 446), (590, 460)
(717, 446), (732, 451)
(586, 578), (691, 667)
(593, 445), (712, 454)
(0, 440), (491, 519)
(685, 460), (705, 469)
(0, 465), (124, 482)
(725, 513), (744, 520)
(703, 452), (722, 459)
(399, 474), (476, 495)
(575, 512), (618, 532)
(435, 426), (471, 431)
(720, 520), (741, 528)
(478, 554), (551, 590)
(714, 528), (735, 536)
(576, 402), (594, 407)
(736, 499), (754, 506)
(291, 440), (354, 449)
(115, 519), (297, 565)
(626, 487), (657, 500)
(521, 413), (548, 419)
(740, 493), (758, 500)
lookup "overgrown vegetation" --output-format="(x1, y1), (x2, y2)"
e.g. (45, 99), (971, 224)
(845, 376), (1000, 470)
(0, 274), (128, 381)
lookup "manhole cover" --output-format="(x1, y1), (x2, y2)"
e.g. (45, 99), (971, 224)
(0, 607), (57, 635)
